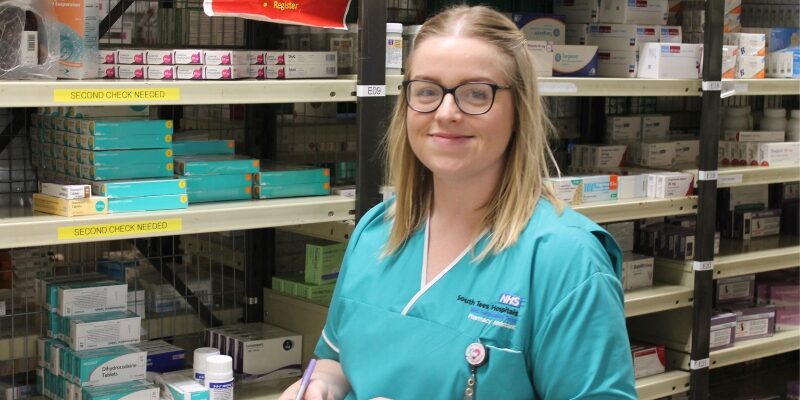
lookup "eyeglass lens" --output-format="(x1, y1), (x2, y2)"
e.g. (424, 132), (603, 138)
(406, 81), (497, 115)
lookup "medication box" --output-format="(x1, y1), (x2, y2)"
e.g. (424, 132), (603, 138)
(606, 116), (641, 141)
(204, 65), (248, 80)
(597, 49), (638, 77)
(81, 120), (173, 137)
(146, 50), (174, 65)
(581, 175), (618, 203)
(305, 243), (345, 285)
(90, 178), (187, 198)
(40, 183), (91, 200)
(80, 149), (173, 166)
(254, 165), (330, 186)
(155, 372), (209, 400)
(182, 174), (252, 190)
(78, 134), (172, 151)
(253, 183), (331, 199)
(641, 115), (670, 139)
(130, 341), (185, 373)
(554, 0), (600, 23)
(55, 0), (99, 79)
(552, 45), (599, 76)
(710, 312), (737, 351)
(526, 41), (554, 77)
(116, 50), (145, 65)
(584, 145), (627, 168)
(674, 139), (700, 164)
(621, 253), (654, 291)
(630, 343), (665, 379)
(65, 311), (141, 351)
(725, 33), (766, 56)
(263, 64), (338, 79)
(73, 346), (146, 386)
(173, 140), (235, 156)
(637, 43), (702, 79)
(231, 325), (302, 381)
(81, 381), (158, 400)
(617, 174), (647, 200)
(631, 141), (676, 167)
(732, 209), (781, 240)
(722, 45), (738, 78)
(176, 66), (204, 80)
(728, 304), (777, 341)
(174, 50), (203, 65)
(646, 172), (693, 198)
(33, 193), (108, 217)
(659, 26), (682, 43)
(263, 51), (337, 65)
(187, 186), (252, 203)
(203, 50), (249, 66)
(146, 66), (176, 80)
(587, 23), (638, 51)
(545, 177), (584, 205)
(513, 13), (566, 45)
(108, 194), (189, 213)
(716, 274), (755, 305)
(56, 281), (128, 316)
(175, 156), (260, 176)
(80, 163), (174, 181)
(736, 56), (765, 79)
(566, 24), (589, 45)
(757, 142), (800, 166)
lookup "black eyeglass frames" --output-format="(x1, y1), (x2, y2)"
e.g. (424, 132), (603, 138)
(401, 80), (511, 115)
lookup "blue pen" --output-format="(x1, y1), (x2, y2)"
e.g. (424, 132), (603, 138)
(294, 358), (318, 400)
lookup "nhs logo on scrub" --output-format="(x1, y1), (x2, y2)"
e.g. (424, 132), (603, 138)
(498, 293), (522, 308)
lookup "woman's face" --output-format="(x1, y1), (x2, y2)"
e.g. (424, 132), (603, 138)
(406, 36), (515, 183)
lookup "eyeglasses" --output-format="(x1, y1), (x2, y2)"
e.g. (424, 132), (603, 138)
(402, 80), (511, 115)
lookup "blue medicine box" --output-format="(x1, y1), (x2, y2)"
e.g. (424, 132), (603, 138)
(173, 140), (236, 156)
(181, 174), (252, 190)
(254, 164), (330, 186)
(79, 149), (173, 166)
(89, 178), (187, 198)
(187, 185), (252, 203)
(108, 194), (189, 213)
(80, 163), (174, 180)
(79, 133), (172, 150)
(80, 120), (173, 136)
(175, 155), (260, 176)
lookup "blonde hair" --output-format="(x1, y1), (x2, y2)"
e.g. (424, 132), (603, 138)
(383, 5), (561, 259)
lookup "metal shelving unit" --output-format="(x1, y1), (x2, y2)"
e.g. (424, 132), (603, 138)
(0, 196), (354, 249)
(572, 196), (698, 224)
(669, 329), (800, 371)
(683, 165), (800, 188)
(655, 235), (800, 282)
(625, 284), (694, 318)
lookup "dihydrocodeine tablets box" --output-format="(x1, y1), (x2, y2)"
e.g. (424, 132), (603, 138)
(66, 311), (141, 351)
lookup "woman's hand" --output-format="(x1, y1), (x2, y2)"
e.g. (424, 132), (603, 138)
(279, 377), (335, 400)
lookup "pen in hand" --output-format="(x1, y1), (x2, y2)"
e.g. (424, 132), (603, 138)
(294, 358), (318, 400)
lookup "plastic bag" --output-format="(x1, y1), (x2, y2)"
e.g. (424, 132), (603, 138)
(0, 0), (59, 80)
(203, 0), (351, 29)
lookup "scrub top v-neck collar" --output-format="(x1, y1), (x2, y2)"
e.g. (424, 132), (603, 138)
(401, 215), (487, 316)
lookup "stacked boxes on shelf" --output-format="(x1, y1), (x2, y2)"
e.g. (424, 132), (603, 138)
(272, 241), (343, 306)
(30, 111), (188, 214)
(174, 153), (259, 203)
(634, 216), (720, 261)
(34, 275), (154, 400)
(602, 221), (655, 292)
(253, 164), (331, 199)
(249, 51), (338, 79)
(98, 49), (251, 80)
(203, 323), (301, 382)
(717, 185), (782, 240)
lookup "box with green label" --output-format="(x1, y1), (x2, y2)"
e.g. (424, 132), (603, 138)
(80, 163), (174, 180)
(79, 149), (173, 166)
(79, 120), (173, 136)
(89, 178), (187, 198)
(254, 164), (330, 186)
(173, 140), (235, 156)
(186, 185), (252, 203)
(79, 133), (172, 151)
(174, 155), (260, 176)
(181, 174), (252, 190)
(253, 182), (330, 199)
(305, 243), (345, 284)
(108, 194), (189, 213)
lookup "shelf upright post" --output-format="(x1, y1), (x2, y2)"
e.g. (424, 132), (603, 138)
(691, 0), (724, 398)
(356, 1), (387, 220)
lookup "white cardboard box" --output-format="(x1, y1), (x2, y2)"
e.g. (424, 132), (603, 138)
(526, 41), (554, 77)
(176, 66), (204, 80)
(736, 56), (765, 79)
(203, 50), (249, 66)
(600, 0), (668, 25)
(585, 145), (628, 168)
(546, 177), (584, 205)
(641, 114), (670, 139)
(514, 13), (566, 45)
(581, 175), (619, 203)
(618, 174), (648, 200)
(606, 116), (642, 141)
(146, 66), (176, 80)
(636, 25), (660, 46)
(674, 139), (700, 164)
(733, 131), (786, 142)
(566, 24), (589, 45)
(757, 142), (800, 167)
(766, 49), (795, 78)
(631, 344), (666, 379)
(722, 45), (739, 78)
(264, 51), (337, 66)
(554, 0), (600, 23)
(265, 64), (337, 79)
(173, 49), (203, 65)
(597, 49), (638, 77)
(145, 50), (174, 65)
(659, 26), (683, 43)
(637, 43), (702, 79)
(622, 252), (654, 291)
(552, 45), (599, 76)
(647, 172), (694, 199)
(116, 50), (145, 65)
(633, 141), (676, 167)
(587, 23), (638, 51)
(204, 65), (248, 80)
(724, 33), (766, 56)
(116, 65), (145, 79)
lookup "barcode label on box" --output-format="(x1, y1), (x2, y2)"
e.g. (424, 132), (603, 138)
(27, 33), (36, 51)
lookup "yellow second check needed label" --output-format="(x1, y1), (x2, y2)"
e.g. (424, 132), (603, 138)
(53, 88), (180, 103)
(58, 218), (182, 241)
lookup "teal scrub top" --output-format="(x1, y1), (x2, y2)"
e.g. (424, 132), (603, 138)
(315, 199), (637, 399)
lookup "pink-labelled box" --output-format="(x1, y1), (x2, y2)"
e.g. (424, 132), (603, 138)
(710, 312), (737, 351)
(117, 49), (146, 65)
(116, 65), (146, 80)
(174, 49), (204, 65)
(147, 66), (176, 80)
(630, 342), (665, 379)
(203, 50), (249, 66)
(249, 66), (266, 80)
(249, 51), (266, 65)
(146, 50), (175, 65)
(204, 65), (247, 80)
(176, 66), (204, 80)
(98, 65), (117, 79)
(726, 304), (776, 342)
(98, 50), (116, 65)
(770, 285), (800, 331)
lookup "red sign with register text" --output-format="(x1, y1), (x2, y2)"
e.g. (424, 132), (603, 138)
(203, 0), (351, 29)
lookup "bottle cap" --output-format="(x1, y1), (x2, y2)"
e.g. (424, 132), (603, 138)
(387, 23), (403, 34)
(194, 348), (220, 371)
(205, 355), (233, 374)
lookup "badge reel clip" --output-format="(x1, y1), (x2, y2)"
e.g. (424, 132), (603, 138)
(464, 342), (489, 400)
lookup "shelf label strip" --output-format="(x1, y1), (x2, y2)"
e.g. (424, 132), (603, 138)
(693, 261), (714, 272)
(718, 174), (743, 185)
(58, 218), (182, 241)
(356, 85), (386, 97)
(538, 82), (578, 94)
(690, 358), (710, 370)
(698, 170), (718, 181)
(53, 88), (181, 103)
(701, 81), (722, 91)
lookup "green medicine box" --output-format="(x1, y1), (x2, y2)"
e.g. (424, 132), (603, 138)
(80, 120), (173, 136)
(181, 173), (253, 190)
(253, 182), (330, 199)
(254, 164), (330, 186)
(173, 140), (236, 156)
(108, 194), (189, 213)
(80, 163), (174, 181)
(79, 149), (173, 166)
(174, 155), (260, 176)
(90, 178), (187, 198)
(79, 133), (172, 151)
(305, 243), (345, 284)
(187, 185), (252, 203)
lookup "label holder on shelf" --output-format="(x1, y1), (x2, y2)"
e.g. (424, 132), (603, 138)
(690, 358), (710, 370)
(698, 170), (718, 181)
(356, 85), (386, 97)
(693, 261), (714, 272)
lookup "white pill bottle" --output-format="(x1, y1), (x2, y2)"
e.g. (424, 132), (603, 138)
(194, 347), (220, 385)
(205, 355), (234, 400)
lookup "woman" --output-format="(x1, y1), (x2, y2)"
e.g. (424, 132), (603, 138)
(282, 5), (637, 399)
